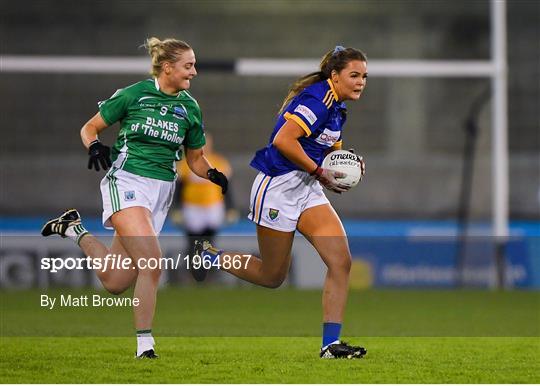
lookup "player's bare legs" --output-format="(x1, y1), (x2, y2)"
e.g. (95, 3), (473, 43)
(41, 209), (138, 294)
(193, 204), (349, 302)
(296, 203), (365, 358)
(192, 202), (365, 358)
(296, 203), (351, 323)
(216, 226), (295, 288)
(110, 207), (162, 331)
(41, 207), (161, 357)
(78, 234), (138, 294)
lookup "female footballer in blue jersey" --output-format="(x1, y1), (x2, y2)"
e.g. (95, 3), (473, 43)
(191, 46), (368, 359)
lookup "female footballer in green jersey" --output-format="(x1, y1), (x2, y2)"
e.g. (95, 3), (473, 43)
(41, 37), (228, 358)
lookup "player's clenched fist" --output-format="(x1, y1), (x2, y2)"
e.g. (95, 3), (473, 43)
(311, 166), (349, 193)
(87, 140), (112, 171)
(207, 168), (228, 194)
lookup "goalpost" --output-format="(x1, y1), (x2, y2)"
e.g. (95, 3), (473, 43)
(239, 0), (509, 242)
(0, 0), (509, 239)
(237, 0), (509, 287)
(1, 1), (509, 282)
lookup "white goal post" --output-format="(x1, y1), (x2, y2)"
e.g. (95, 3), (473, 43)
(1, 1), (508, 238)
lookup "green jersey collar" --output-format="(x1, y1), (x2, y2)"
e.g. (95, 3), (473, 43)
(154, 78), (182, 98)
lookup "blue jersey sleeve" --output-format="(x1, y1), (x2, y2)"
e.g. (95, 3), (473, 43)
(283, 94), (329, 136)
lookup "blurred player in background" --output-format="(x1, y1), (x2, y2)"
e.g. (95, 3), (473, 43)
(190, 46), (368, 359)
(171, 133), (238, 266)
(41, 37), (228, 358)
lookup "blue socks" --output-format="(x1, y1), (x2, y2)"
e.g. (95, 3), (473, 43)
(322, 322), (342, 348)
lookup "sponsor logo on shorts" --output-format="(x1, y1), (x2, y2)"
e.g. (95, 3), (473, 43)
(124, 191), (136, 201)
(268, 208), (280, 221)
(294, 104), (317, 125)
(315, 128), (341, 146)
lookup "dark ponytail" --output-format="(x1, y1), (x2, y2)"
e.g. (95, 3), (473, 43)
(279, 46), (367, 113)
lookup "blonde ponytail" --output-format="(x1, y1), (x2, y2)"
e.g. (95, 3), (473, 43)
(144, 37), (192, 77)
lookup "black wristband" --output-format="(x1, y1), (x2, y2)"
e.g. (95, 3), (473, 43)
(88, 139), (100, 151)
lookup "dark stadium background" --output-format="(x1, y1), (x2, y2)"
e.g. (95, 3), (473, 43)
(1, 0), (539, 288)
(1, 2), (539, 383)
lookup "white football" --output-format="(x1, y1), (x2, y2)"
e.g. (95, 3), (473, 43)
(321, 150), (363, 187)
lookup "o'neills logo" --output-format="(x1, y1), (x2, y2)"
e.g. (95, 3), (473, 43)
(330, 153), (358, 161)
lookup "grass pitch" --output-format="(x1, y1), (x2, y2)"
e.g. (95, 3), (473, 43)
(1, 288), (539, 383)
(2, 337), (538, 383)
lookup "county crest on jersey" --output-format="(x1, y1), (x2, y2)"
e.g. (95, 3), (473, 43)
(250, 79), (346, 176)
(98, 78), (205, 181)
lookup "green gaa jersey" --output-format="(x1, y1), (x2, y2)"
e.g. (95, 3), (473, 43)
(98, 78), (205, 181)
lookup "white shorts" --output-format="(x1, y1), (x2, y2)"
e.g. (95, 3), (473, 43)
(248, 170), (329, 232)
(100, 167), (176, 234)
(183, 202), (225, 233)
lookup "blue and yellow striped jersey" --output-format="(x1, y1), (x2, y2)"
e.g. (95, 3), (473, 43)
(250, 79), (346, 176)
